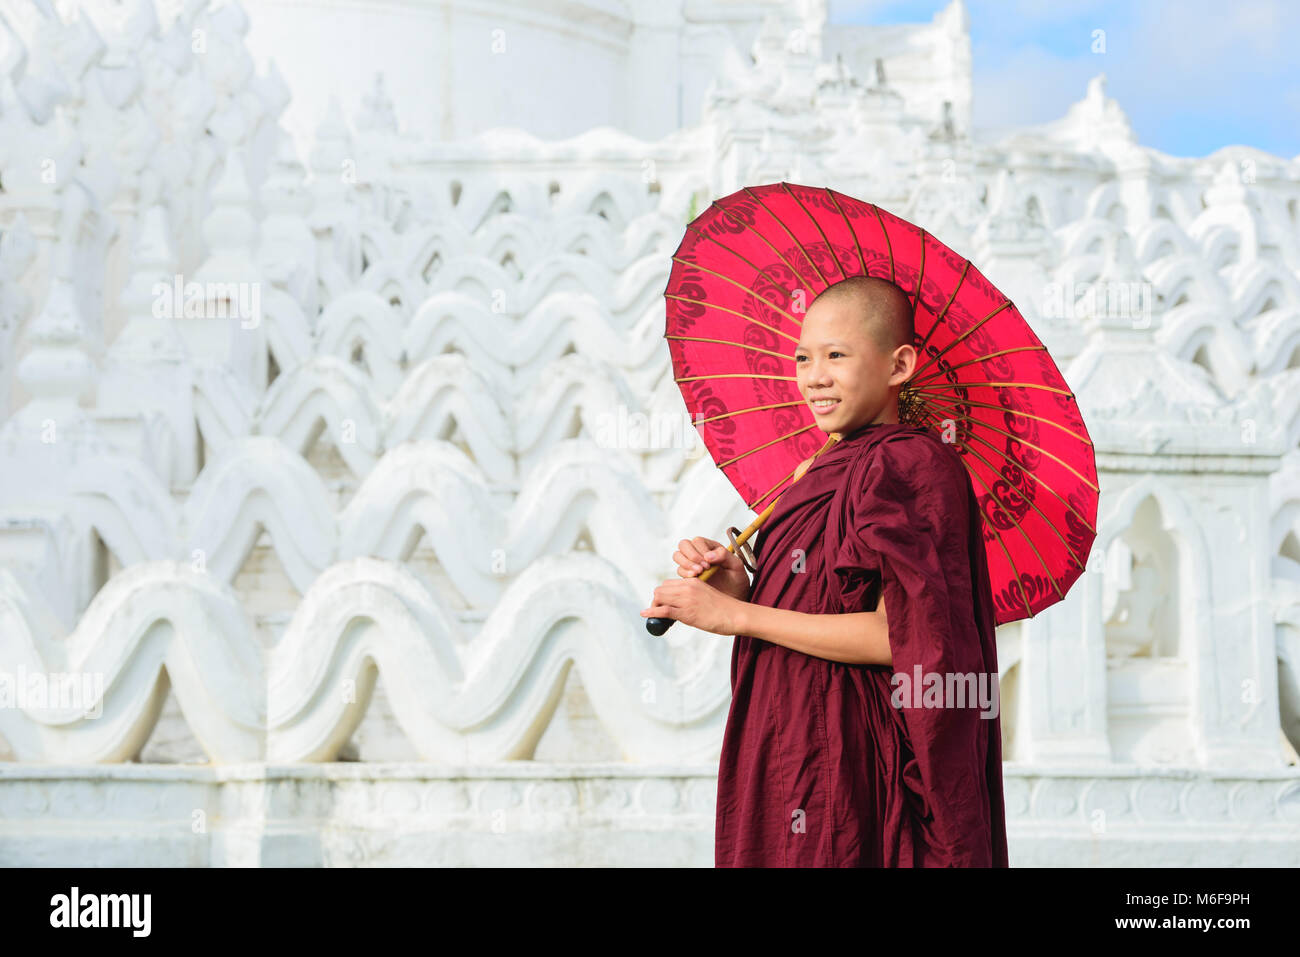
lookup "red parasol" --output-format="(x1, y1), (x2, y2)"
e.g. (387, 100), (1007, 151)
(649, 181), (1097, 633)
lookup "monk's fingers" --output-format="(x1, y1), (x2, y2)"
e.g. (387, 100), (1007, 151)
(677, 539), (712, 571)
(677, 539), (702, 562)
(645, 580), (682, 614)
(673, 550), (702, 577)
(653, 578), (700, 606)
(690, 537), (731, 570)
(694, 537), (737, 567)
(691, 537), (721, 561)
(644, 587), (692, 622)
(655, 578), (685, 598)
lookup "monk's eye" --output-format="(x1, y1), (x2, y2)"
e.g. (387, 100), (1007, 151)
(829, 351), (843, 358)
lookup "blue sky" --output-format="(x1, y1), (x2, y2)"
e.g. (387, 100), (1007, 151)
(828, 0), (1299, 159)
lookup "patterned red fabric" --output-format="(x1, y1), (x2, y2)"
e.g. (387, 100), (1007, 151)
(665, 182), (1097, 625)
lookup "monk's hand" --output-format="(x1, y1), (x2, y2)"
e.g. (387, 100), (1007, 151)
(673, 536), (750, 602)
(640, 577), (745, 636)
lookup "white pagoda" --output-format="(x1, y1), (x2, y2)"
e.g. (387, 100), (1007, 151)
(0, 0), (1296, 865)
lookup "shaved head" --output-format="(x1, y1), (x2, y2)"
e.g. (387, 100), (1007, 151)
(809, 276), (915, 356)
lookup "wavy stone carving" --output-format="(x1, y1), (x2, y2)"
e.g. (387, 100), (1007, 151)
(0, 556), (729, 764)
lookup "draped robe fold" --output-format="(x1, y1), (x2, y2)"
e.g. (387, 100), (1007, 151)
(714, 421), (1010, 867)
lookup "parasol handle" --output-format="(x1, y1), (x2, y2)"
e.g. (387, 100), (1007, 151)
(645, 433), (843, 637)
(644, 511), (769, 636)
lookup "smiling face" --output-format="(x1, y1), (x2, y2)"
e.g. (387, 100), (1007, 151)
(794, 278), (918, 434)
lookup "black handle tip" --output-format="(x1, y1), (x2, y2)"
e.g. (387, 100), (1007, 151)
(645, 617), (674, 636)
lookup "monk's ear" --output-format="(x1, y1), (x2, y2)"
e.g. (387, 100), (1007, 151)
(890, 343), (917, 384)
(904, 343), (919, 377)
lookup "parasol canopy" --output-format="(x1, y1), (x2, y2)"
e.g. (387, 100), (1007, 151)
(659, 181), (1098, 627)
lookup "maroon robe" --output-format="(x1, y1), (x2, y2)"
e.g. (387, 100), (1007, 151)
(714, 421), (1009, 867)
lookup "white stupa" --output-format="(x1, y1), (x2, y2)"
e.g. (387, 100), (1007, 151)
(0, 0), (1296, 865)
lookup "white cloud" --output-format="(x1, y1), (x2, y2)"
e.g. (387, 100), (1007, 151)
(962, 0), (1298, 154)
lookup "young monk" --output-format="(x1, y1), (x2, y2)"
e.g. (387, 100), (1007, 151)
(641, 274), (1009, 867)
